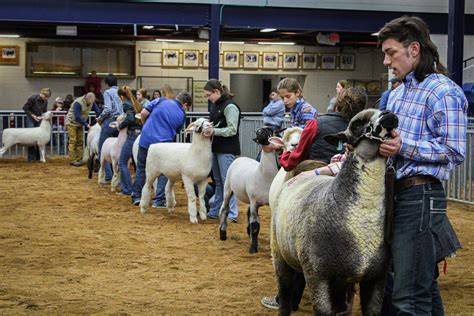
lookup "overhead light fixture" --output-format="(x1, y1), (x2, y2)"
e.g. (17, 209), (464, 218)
(155, 38), (195, 43)
(260, 28), (276, 33)
(257, 41), (295, 46)
(0, 34), (20, 38)
(198, 28), (209, 40)
(371, 32), (379, 36)
(143, 25), (154, 30)
(56, 25), (77, 36)
(219, 41), (245, 44)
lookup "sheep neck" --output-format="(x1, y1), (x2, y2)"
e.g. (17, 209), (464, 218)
(189, 133), (212, 154)
(258, 149), (280, 178)
(116, 127), (128, 147)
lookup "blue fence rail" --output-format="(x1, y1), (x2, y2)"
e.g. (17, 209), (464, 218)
(1, 110), (473, 205)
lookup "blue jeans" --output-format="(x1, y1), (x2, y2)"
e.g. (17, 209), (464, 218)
(389, 181), (459, 315)
(25, 116), (40, 161)
(131, 145), (167, 203)
(208, 153), (238, 219)
(98, 118), (118, 181)
(118, 132), (138, 195)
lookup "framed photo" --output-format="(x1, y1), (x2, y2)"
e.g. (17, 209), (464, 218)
(243, 51), (259, 69)
(162, 49), (179, 67)
(282, 52), (298, 69)
(0, 46), (19, 65)
(182, 50), (199, 68)
(223, 51), (239, 68)
(339, 54), (355, 70)
(139, 50), (161, 67)
(262, 52), (278, 69)
(321, 53), (336, 70)
(302, 53), (317, 69)
(202, 50), (209, 68)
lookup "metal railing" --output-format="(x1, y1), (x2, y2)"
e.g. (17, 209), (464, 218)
(1, 110), (472, 205)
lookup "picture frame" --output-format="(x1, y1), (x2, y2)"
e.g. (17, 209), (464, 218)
(321, 53), (336, 70)
(282, 52), (299, 69)
(339, 53), (355, 70)
(139, 50), (161, 67)
(243, 51), (259, 69)
(182, 50), (199, 68)
(262, 52), (278, 69)
(302, 53), (317, 69)
(202, 50), (209, 68)
(223, 51), (240, 68)
(0, 46), (19, 65)
(162, 49), (180, 67)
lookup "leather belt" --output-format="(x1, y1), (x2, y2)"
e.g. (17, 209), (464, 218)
(394, 175), (440, 194)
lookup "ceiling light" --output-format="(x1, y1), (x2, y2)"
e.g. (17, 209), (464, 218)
(220, 41), (245, 44)
(56, 26), (77, 36)
(155, 38), (195, 43)
(257, 41), (295, 46)
(0, 34), (20, 38)
(371, 32), (379, 36)
(143, 26), (154, 30)
(260, 28), (276, 33)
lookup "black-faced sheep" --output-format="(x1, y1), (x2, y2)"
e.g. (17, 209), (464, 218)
(271, 109), (398, 315)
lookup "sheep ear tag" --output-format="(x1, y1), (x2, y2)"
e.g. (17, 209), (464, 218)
(337, 140), (343, 151)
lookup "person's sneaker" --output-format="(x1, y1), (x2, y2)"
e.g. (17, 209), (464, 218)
(229, 217), (238, 223)
(152, 200), (166, 208)
(207, 213), (218, 220)
(261, 296), (279, 310)
(131, 198), (140, 206)
(72, 161), (83, 167)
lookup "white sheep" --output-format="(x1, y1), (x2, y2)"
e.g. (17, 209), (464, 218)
(97, 114), (127, 192)
(218, 127), (287, 253)
(139, 118), (214, 223)
(271, 109), (398, 314)
(86, 123), (101, 179)
(268, 126), (303, 213)
(0, 111), (53, 162)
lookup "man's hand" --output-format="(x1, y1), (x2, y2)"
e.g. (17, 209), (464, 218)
(379, 130), (402, 157)
(32, 114), (41, 122)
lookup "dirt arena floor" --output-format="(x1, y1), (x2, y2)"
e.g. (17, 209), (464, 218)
(0, 157), (473, 314)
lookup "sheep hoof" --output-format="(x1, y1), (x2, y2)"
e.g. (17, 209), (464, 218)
(249, 246), (258, 254)
(220, 229), (227, 241)
(189, 216), (198, 224)
(199, 212), (207, 220)
(140, 206), (148, 215)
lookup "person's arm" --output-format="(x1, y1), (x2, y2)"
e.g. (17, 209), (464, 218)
(22, 96), (35, 116)
(279, 119), (318, 171)
(213, 104), (239, 137)
(399, 94), (466, 165)
(91, 103), (101, 116)
(263, 100), (284, 116)
(98, 90), (113, 121)
(73, 102), (89, 126)
(119, 106), (135, 129)
(140, 108), (150, 125)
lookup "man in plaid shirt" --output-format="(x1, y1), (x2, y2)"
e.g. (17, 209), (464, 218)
(378, 16), (467, 314)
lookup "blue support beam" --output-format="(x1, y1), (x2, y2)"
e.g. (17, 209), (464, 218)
(0, 0), (208, 26)
(448, 0), (465, 86)
(208, 3), (221, 111)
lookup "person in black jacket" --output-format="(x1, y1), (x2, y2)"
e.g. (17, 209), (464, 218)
(204, 79), (241, 223)
(22, 87), (51, 161)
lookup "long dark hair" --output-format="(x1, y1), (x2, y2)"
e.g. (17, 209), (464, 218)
(203, 79), (234, 99)
(378, 16), (447, 82)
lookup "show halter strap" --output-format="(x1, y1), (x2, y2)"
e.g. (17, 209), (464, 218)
(384, 160), (396, 245)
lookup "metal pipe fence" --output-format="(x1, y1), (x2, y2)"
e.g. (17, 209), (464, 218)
(1, 110), (473, 205)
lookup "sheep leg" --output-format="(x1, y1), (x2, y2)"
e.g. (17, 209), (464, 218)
(248, 203), (260, 254)
(196, 180), (208, 221)
(182, 177), (198, 224)
(165, 179), (176, 214)
(274, 254), (296, 316)
(87, 153), (95, 179)
(97, 156), (106, 185)
(218, 183), (233, 241)
(140, 174), (155, 215)
(38, 145), (46, 162)
(359, 274), (387, 316)
(110, 161), (120, 192)
(305, 276), (333, 316)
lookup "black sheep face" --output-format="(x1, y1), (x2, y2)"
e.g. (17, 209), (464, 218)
(252, 127), (274, 145)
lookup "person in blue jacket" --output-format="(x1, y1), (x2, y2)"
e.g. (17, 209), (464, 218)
(379, 78), (402, 111)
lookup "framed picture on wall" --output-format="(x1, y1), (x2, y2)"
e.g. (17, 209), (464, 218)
(139, 50), (161, 67)
(202, 50), (209, 68)
(0, 46), (19, 65)
(339, 54), (355, 70)
(321, 53), (336, 70)
(162, 49), (179, 67)
(182, 50), (199, 68)
(243, 51), (259, 69)
(282, 52), (298, 69)
(262, 52), (278, 69)
(302, 53), (317, 69)
(223, 51), (240, 68)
